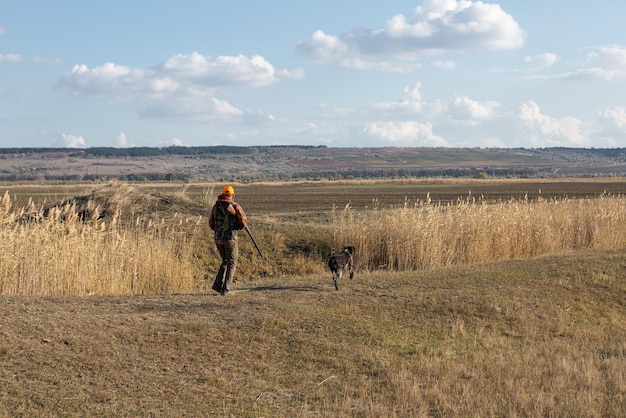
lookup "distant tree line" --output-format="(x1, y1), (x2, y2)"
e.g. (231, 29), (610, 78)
(2, 165), (625, 184)
(240, 167), (543, 182)
(0, 145), (326, 157)
(0, 166), (546, 184)
(0, 146), (625, 160)
(0, 172), (191, 183)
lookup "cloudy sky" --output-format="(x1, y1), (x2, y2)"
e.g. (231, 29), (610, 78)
(2, 0), (626, 148)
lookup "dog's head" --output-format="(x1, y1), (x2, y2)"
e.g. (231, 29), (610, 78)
(342, 246), (356, 255)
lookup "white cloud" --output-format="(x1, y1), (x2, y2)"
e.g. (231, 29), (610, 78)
(450, 95), (499, 123)
(335, 56), (422, 73)
(595, 107), (626, 145)
(372, 83), (425, 114)
(415, 0), (458, 20)
(0, 53), (62, 64)
(159, 52), (304, 87)
(297, 0), (525, 71)
(533, 45), (626, 81)
(60, 63), (160, 95)
(112, 132), (130, 147)
(583, 45), (626, 80)
(432, 60), (456, 70)
(418, 1), (525, 49)
(364, 121), (448, 146)
(58, 52), (300, 124)
(55, 134), (86, 148)
(61, 53), (302, 95)
(369, 83), (498, 127)
(0, 54), (22, 63)
(598, 107), (626, 130)
(524, 53), (557, 70)
(291, 122), (343, 145)
(138, 96), (244, 123)
(518, 101), (589, 146)
(362, 84), (617, 148)
(0, 26), (5, 35)
(386, 14), (437, 38)
(247, 71), (626, 148)
(294, 30), (348, 63)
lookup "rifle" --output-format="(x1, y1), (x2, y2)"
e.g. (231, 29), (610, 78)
(244, 225), (264, 258)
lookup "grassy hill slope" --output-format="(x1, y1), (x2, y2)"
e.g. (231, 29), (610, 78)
(1, 249), (624, 417)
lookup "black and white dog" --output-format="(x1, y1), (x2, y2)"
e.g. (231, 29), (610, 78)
(328, 246), (356, 290)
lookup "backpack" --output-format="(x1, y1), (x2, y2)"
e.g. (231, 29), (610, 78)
(211, 202), (243, 241)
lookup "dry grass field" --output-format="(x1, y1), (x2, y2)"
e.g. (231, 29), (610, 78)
(1, 179), (625, 416)
(1, 251), (624, 417)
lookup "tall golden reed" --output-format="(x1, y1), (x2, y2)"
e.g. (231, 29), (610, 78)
(0, 192), (201, 297)
(4, 188), (626, 296)
(333, 193), (626, 271)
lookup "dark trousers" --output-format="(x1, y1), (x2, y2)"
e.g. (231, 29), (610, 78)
(212, 241), (238, 293)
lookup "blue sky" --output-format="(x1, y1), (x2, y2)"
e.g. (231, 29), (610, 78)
(2, 0), (626, 149)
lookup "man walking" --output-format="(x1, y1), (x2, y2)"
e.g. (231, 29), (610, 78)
(209, 185), (247, 295)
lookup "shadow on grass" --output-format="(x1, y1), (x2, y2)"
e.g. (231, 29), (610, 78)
(239, 284), (330, 293)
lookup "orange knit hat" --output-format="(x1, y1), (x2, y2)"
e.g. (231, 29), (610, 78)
(222, 185), (234, 195)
